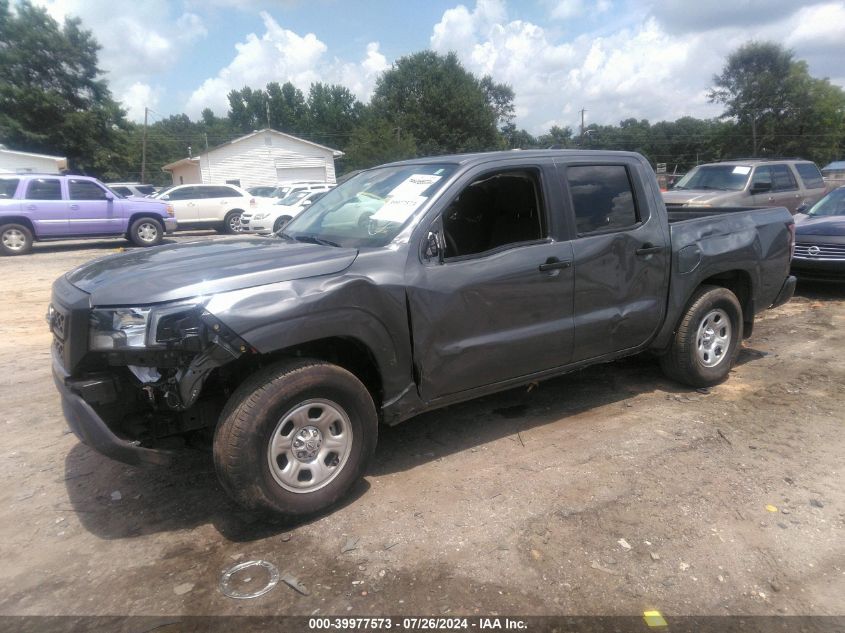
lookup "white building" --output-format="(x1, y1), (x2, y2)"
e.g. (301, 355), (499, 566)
(162, 128), (343, 188)
(0, 146), (67, 174)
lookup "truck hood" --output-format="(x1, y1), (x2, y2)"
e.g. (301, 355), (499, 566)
(662, 190), (742, 206)
(123, 197), (168, 213)
(795, 214), (845, 237)
(66, 236), (359, 305)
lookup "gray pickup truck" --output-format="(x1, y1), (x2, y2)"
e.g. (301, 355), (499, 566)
(50, 150), (796, 516)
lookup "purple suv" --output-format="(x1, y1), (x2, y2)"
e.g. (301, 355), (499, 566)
(0, 175), (176, 255)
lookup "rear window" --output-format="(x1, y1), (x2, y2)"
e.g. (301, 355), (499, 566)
(136, 185), (156, 196)
(566, 165), (640, 235)
(111, 186), (132, 197)
(795, 163), (824, 189)
(0, 179), (19, 199)
(25, 178), (62, 200)
(204, 186), (241, 198)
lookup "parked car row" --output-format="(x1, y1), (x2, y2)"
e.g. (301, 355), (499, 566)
(0, 175), (336, 254)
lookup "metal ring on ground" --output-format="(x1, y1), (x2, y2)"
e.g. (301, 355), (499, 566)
(220, 560), (280, 599)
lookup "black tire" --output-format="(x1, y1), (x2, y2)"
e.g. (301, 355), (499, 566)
(273, 215), (292, 233)
(128, 217), (163, 247)
(213, 359), (378, 516)
(222, 210), (243, 234)
(0, 223), (33, 255)
(660, 285), (743, 387)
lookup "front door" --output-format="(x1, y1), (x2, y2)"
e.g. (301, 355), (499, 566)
(166, 186), (201, 222)
(407, 165), (575, 400)
(67, 179), (118, 234)
(559, 162), (670, 362)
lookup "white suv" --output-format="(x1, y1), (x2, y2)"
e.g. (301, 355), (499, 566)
(154, 184), (266, 233)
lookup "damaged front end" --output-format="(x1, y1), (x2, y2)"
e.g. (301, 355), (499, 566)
(53, 295), (251, 462)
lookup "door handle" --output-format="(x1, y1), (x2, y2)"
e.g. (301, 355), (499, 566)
(26, 205), (36, 211)
(69, 204), (79, 210)
(636, 243), (663, 256)
(538, 257), (572, 272)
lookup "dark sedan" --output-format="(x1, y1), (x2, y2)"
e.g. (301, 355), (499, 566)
(792, 186), (845, 280)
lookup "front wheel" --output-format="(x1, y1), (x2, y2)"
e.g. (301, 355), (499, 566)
(0, 223), (33, 255)
(660, 285), (743, 387)
(213, 360), (378, 516)
(128, 218), (163, 247)
(272, 215), (293, 233)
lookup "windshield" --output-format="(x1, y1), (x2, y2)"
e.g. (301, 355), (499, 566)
(154, 185), (176, 198)
(276, 190), (311, 206)
(281, 164), (456, 248)
(807, 187), (845, 217)
(672, 165), (751, 191)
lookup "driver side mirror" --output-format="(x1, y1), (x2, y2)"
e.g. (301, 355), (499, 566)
(105, 192), (114, 201)
(424, 231), (443, 263)
(160, 194), (170, 201)
(751, 181), (772, 195)
(795, 203), (808, 214)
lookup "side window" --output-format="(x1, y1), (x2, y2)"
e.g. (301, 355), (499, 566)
(69, 179), (108, 200)
(25, 178), (62, 200)
(168, 187), (196, 201)
(566, 165), (639, 235)
(442, 170), (545, 259)
(771, 165), (797, 191)
(795, 163), (824, 190)
(111, 186), (131, 197)
(0, 179), (20, 199)
(752, 166), (772, 188)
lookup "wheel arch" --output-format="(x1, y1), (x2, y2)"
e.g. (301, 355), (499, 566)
(126, 213), (165, 235)
(697, 269), (754, 337)
(0, 216), (36, 237)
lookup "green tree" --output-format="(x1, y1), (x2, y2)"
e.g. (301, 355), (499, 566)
(342, 112), (417, 171)
(306, 83), (362, 148)
(370, 51), (507, 155)
(709, 41), (845, 162)
(537, 125), (573, 148)
(0, 0), (130, 177)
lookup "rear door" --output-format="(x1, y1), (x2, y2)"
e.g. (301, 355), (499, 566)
(22, 177), (67, 236)
(558, 160), (670, 362)
(407, 161), (576, 400)
(68, 179), (118, 235)
(198, 186), (244, 222)
(751, 165), (800, 211)
(166, 186), (200, 223)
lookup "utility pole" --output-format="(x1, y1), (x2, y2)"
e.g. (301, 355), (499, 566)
(141, 106), (148, 184)
(580, 108), (586, 146)
(205, 133), (212, 182)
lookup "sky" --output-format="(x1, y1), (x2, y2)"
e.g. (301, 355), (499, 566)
(33, 0), (845, 135)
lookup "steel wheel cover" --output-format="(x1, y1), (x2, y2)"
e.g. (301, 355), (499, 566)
(266, 398), (353, 494)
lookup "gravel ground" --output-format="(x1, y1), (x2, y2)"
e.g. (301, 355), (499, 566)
(0, 232), (842, 619)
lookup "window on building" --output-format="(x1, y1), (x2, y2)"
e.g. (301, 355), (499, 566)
(566, 165), (640, 235)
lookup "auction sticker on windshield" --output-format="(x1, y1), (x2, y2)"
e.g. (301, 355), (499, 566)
(732, 166), (751, 175)
(370, 174), (442, 223)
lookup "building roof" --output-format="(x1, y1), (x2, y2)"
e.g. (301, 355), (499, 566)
(208, 128), (344, 158)
(0, 146), (67, 166)
(161, 157), (200, 171)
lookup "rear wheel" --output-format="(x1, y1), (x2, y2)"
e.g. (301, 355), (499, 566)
(0, 224), (33, 255)
(660, 285), (743, 387)
(214, 359), (378, 516)
(222, 210), (242, 234)
(128, 218), (163, 247)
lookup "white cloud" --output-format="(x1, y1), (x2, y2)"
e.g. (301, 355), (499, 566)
(32, 0), (208, 120)
(429, 0), (845, 134)
(119, 82), (161, 121)
(184, 13), (389, 117)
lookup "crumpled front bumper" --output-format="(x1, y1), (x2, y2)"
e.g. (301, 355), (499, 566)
(53, 356), (174, 466)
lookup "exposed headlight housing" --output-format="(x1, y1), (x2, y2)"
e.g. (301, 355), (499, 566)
(89, 301), (206, 351)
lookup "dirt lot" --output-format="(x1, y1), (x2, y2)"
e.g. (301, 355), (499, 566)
(0, 233), (842, 620)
